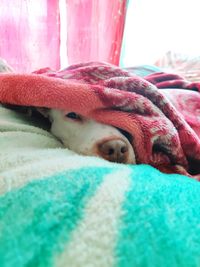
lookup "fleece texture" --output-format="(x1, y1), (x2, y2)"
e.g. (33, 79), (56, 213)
(0, 101), (200, 267)
(0, 62), (200, 178)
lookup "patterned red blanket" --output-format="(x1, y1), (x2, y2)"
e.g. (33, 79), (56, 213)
(0, 62), (199, 179)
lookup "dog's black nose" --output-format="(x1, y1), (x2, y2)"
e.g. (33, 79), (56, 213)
(98, 139), (128, 163)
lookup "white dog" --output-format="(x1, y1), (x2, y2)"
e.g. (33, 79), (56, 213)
(0, 59), (135, 164)
(37, 108), (135, 164)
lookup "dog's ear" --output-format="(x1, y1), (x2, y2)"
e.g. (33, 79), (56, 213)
(2, 104), (31, 115)
(36, 107), (50, 118)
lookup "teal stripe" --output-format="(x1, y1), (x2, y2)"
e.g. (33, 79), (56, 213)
(115, 165), (200, 267)
(0, 166), (111, 267)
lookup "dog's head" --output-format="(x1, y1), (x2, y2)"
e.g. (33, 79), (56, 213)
(38, 108), (135, 164)
(0, 59), (135, 164)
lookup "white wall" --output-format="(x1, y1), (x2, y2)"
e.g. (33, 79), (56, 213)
(121, 0), (200, 67)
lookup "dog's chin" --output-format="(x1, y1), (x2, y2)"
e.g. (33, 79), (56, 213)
(97, 149), (135, 164)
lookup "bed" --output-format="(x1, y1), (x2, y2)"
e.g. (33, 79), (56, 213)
(0, 61), (200, 267)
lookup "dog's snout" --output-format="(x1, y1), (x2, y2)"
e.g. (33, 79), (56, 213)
(98, 139), (129, 163)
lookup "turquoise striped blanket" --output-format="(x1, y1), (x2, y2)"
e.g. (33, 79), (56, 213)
(1, 105), (200, 267)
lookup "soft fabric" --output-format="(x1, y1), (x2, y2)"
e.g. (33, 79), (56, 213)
(1, 105), (200, 267)
(124, 64), (162, 77)
(145, 72), (200, 139)
(145, 71), (200, 91)
(0, 62), (200, 179)
(155, 51), (200, 82)
(0, 1), (60, 72)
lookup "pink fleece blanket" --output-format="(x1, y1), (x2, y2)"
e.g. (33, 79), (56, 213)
(0, 62), (200, 179)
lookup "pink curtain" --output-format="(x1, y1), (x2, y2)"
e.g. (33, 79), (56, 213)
(0, 0), (60, 72)
(0, 0), (127, 72)
(65, 0), (127, 66)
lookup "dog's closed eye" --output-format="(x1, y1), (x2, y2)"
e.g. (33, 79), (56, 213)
(65, 112), (82, 121)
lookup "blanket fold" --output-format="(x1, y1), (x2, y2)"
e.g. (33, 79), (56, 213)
(0, 62), (200, 179)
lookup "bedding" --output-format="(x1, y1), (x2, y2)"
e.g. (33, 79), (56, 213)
(0, 62), (200, 178)
(1, 105), (200, 267)
(124, 64), (162, 77)
(155, 51), (200, 82)
(1, 62), (200, 266)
